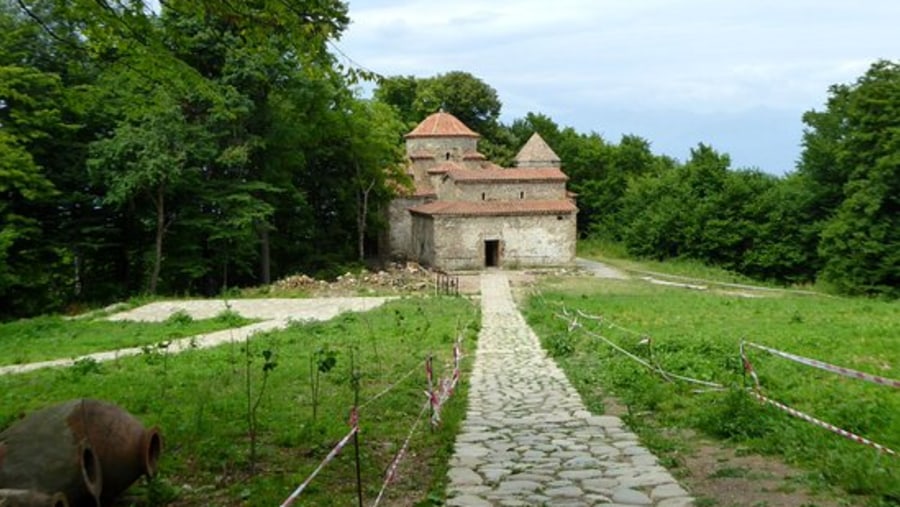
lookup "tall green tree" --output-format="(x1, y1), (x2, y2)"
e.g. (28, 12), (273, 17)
(1, 0), (124, 314)
(0, 65), (64, 314)
(342, 99), (407, 261)
(374, 71), (513, 161)
(413, 71), (501, 134)
(740, 173), (821, 282)
(814, 60), (900, 295)
(88, 84), (207, 294)
(373, 74), (419, 126)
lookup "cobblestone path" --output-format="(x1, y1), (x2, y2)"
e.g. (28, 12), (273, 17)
(446, 273), (693, 507)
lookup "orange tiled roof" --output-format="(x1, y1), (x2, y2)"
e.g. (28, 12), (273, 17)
(405, 112), (480, 139)
(448, 168), (568, 183)
(427, 162), (464, 174)
(409, 200), (576, 217)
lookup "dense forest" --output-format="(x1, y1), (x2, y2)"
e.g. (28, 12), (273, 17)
(1, 1), (898, 319)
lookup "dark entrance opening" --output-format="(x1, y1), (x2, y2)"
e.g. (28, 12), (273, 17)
(484, 240), (500, 267)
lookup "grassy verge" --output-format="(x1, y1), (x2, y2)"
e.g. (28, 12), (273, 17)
(524, 275), (899, 506)
(0, 310), (255, 366)
(0, 296), (479, 506)
(577, 238), (794, 288)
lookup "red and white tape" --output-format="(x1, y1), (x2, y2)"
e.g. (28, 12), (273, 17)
(744, 341), (900, 389)
(431, 374), (460, 426)
(750, 391), (898, 458)
(576, 309), (645, 338)
(556, 312), (724, 389)
(740, 342), (763, 391)
(280, 420), (359, 506)
(428, 340), (464, 427)
(741, 343), (897, 458)
(359, 360), (425, 411)
(371, 401), (430, 507)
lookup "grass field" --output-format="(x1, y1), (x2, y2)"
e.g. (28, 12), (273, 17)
(0, 310), (255, 366)
(577, 238), (801, 288)
(524, 275), (900, 506)
(0, 296), (478, 506)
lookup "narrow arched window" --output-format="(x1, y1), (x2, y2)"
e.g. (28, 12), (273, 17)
(445, 152), (450, 160)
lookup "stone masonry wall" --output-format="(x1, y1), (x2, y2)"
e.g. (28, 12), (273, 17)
(387, 196), (427, 259)
(410, 214), (436, 265)
(406, 137), (478, 160)
(455, 181), (565, 202)
(431, 213), (576, 270)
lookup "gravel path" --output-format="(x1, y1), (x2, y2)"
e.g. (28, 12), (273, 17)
(0, 297), (391, 376)
(446, 273), (693, 506)
(576, 258), (629, 280)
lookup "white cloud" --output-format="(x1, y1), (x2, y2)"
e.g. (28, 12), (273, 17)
(338, 0), (900, 172)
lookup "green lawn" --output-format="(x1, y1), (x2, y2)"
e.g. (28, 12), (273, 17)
(0, 311), (254, 366)
(524, 275), (900, 505)
(577, 238), (801, 289)
(0, 296), (478, 506)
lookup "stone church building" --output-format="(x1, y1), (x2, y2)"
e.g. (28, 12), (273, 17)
(383, 111), (577, 271)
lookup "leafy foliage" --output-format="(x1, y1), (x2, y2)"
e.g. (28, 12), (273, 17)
(2, 0), (898, 319)
(0, 1), (406, 317)
(815, 61), (900, 296)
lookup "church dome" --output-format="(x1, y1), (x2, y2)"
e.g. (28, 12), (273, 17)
(405, 111), (480, 139)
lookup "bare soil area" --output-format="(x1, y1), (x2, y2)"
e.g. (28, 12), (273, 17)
(598, 397), (848, 507)
(678, 440), (848, 507)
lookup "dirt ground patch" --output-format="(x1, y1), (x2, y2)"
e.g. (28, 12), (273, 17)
(678, 440), (848, 507)
(599, 397), (849, 507)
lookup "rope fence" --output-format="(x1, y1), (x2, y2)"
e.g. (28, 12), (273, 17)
(548, 298), (898, 459)
(740, 340), (898, 458)
(743, 341), (900, 389)
(554, 310), (725, 389)
(371, 401), (431, 507)
(358, 359), (426, 411)
(280, 335), (466, 506)
(279, 416), (359, 507)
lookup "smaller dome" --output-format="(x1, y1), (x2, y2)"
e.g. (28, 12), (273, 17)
(514, 133), (561, 168)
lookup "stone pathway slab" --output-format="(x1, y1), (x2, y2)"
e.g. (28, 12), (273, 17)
(446, 273), (692, 506)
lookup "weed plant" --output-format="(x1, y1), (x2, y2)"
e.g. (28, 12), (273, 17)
(0, 311), (255, 366)
(524, 277), (899, 506)
(0, 297), (479, 506)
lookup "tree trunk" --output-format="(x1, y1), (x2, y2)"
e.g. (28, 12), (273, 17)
(357, 177), (376, 262)
(258, 224), (271, 285)
(149, 186), (165, 294)
(73, 248), (82, 297)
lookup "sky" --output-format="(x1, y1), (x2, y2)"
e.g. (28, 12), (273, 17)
(334, 1), (899, 174)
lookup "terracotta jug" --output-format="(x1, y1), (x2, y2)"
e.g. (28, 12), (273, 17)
(0, 488), (69, 507)
(0, 401), (103, 506)
(0, 399), (161, 507)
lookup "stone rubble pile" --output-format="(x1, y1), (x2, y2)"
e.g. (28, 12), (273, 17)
(271, 262), (435, 294)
